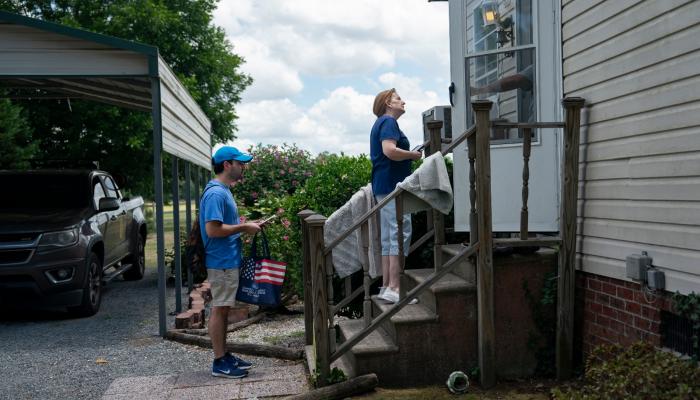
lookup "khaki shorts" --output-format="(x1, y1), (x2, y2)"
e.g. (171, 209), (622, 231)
(207, 268), (239, 307)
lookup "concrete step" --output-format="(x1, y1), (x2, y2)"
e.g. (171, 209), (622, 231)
(337, 318), (399, 358)
(371, 294), (438, 341)
(404, 268), (476, 316)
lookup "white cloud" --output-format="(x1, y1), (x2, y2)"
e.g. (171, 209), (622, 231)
(215, 0), (449, 99)
(232, 77), (445, 156)
(214, 0), (451, 155)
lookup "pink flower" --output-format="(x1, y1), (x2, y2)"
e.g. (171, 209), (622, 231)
(279, 170), (286, 175)
(251, 192), (258, 199)
(273, 183), (280, 189)
(292, 180), (299, 187)
(240, 216), (247, 223)
(282, 218), (291, 228)
(283, 235), (289, 241)
(276, 207), (285, 215)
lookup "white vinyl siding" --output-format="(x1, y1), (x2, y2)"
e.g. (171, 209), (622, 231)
(562, 0), (700, 295)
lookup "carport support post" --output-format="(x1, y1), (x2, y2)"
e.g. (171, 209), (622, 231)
(151, 77), (167, 337)
(184, 161), (193, 293)
(194, 166), (200, 213)
(172, 157), (182, 312)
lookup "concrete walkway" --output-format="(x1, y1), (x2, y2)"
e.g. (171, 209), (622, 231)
(101, 363), (309, 399)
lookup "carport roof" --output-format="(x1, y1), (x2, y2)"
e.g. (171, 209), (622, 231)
(0, 11), (212, 169)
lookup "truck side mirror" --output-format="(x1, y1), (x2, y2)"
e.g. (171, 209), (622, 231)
(98, 197), (120, 212)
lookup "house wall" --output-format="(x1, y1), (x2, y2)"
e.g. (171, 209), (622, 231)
(562, 0), (700, 296)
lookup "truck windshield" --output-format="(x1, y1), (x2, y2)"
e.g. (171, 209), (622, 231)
(0, 174), (89, 209)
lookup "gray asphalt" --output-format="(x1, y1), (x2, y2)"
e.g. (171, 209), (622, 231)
(0, 265), (285, 400)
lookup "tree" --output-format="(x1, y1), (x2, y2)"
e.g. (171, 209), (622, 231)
(0, 1), (251, 195)
(0, 97), (37, 169)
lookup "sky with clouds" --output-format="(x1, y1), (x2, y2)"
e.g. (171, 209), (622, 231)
(213, 0), (451, 156)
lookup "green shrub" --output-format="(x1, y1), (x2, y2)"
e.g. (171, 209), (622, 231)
(231, 143), (314, 207)
(239, 153), (372, 296)
(551, 342), (700, 399)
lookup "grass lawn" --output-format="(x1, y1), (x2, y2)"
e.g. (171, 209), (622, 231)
(144, 201), (195, 268)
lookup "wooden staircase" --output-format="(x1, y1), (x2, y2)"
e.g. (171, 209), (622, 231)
(301, 97), (585, 388)
(334, 266), (477, 387)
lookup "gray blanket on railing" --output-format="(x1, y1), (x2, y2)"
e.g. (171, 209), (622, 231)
(324, 184), (382, 279)
(397, 152), (453, 215)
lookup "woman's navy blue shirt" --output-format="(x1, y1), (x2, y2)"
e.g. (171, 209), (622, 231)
(370, 115), (411, 195)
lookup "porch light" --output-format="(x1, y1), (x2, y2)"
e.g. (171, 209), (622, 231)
(481, 0), (499, 26)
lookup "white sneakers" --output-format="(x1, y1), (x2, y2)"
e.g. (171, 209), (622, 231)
(378, 287), (418, 305)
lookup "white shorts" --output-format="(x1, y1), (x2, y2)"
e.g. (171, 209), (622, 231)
(207, 268), (239, 307)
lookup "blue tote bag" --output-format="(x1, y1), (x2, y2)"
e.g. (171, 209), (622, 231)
(235, 229), (287, 307)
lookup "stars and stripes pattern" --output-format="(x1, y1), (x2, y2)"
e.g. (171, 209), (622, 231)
(254, 259), (286, 286)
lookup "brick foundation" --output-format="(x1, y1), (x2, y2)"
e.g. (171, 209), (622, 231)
(575, 271), (674, 356)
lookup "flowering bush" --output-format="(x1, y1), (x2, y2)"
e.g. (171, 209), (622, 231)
(236, 153), (372, 296)
(231, 143), (314, 206)
(289, 152), (372, 216)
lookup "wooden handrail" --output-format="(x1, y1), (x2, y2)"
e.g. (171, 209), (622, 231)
(332, 276), (381, 315)
(442, 125), (476, 155)
(408, 228), (434, 255)
(323, 187), (403, 255)
(323, 124), (476, 255)
(330, 242), (479, 363)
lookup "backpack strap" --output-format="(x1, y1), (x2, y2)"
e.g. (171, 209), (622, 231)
(199, 184), (217, 250)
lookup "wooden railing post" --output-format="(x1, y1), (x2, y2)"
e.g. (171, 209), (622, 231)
(520, 127), (532, 239)
(396, 191), (407, 301)
(326, 252), (336, 355)
(557, 97), (585, 380)
(360, 221), (372, 327)
(468, 133), (478, 246)
(427, 120), (445, 270)
(472, 100), (495, 388)
(306, 214), (330, 386)
(298, 210), (315, 346)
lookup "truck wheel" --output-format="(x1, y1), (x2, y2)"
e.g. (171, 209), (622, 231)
(69, 252), (102, 317)
(123, 232), (145, 281)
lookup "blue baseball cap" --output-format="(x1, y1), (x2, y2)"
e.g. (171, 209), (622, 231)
(212, 146), (253, 164)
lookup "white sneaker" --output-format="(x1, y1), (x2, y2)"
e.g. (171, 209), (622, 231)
(379, 288), (419, 305)
(378, 286), (387, 297)
(380, 287), (399, 303)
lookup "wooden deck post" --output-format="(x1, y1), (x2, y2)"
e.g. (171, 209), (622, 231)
(427, 120), (445, 270)
(520, 127), (532, 239)
(360, 221), (373, 327)
(298, 209), (315, 346)
(306, 214), (330, 386)
(557, 97), (585, 380)
(396, 191), (407, 301)
(468, 133), (478, 246)
(472, 100), (495, 388)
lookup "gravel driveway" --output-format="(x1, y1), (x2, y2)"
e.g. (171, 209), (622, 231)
(0, 264), (294, 400)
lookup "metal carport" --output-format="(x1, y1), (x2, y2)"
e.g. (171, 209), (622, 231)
(0, 11), (211, 336)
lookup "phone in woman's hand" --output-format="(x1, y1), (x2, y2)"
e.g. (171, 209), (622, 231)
(412, 144), (425, 152)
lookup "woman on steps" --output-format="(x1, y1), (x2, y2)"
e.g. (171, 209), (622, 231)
(369, 88), (422, 304)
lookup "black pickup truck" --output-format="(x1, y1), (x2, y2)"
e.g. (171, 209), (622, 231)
(0, 169), (147, 317)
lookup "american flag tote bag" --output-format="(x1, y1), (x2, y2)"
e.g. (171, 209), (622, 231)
(236, 229), (287, 307)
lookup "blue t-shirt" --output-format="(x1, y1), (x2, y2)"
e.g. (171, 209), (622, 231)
(370, 115), (412, 195)
(199, 180), (242, 269)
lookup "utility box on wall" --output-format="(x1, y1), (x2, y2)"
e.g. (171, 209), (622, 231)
(422, 105), (452, 153)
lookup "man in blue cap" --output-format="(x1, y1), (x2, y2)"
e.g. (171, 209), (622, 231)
(201, 146), (260, 378)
